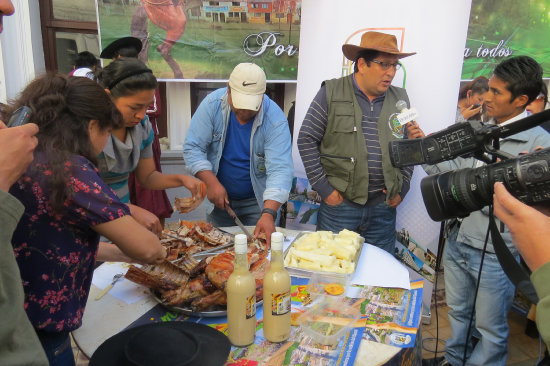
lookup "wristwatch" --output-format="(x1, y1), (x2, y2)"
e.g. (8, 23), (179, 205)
(261, 208), (277, 221)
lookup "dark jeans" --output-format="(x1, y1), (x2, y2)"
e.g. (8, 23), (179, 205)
(316, 201), (396, 254)
(207, 197), (262, 227)
(36, 330), (75, 366)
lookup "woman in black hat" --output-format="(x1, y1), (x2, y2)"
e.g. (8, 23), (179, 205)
(96, 57), (204, 233)
(7, 74), (167, 365)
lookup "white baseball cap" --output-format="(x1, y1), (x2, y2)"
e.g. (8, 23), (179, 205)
(228, 63), (266, 111)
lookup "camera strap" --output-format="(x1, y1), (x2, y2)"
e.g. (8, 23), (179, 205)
(489, 212), (539, 304)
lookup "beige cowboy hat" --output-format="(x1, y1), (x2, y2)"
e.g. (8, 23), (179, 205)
(342, 31), (416, 61)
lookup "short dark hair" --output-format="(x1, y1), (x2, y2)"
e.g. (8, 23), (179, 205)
(74, 51), (98, 69)
(493, 56), (543, 107)
(353, 50), (379, 73)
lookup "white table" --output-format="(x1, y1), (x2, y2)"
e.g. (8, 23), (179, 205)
(73, 227), (410, 365)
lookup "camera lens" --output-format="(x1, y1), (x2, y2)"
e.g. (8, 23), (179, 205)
(421, 168), (490, 221)
(421, 149), (550, 221)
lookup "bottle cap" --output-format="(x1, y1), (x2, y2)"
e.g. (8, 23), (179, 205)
(234, 234), (248, 253)
(271, 232), (284, 251)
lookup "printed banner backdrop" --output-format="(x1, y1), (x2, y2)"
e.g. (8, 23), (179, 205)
(293, 0), (473, 313)
(462, 0), (550, 80)
(96, 0), (301, 81)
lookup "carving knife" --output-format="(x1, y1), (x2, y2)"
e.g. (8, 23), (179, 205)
(225, 205), (254, 241)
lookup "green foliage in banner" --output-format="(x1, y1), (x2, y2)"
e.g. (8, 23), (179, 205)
(98, 3), (300, 80)
(462, 0), (550, 79)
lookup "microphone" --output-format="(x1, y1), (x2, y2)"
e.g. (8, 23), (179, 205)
(395, 100), (419, 126)
(388, 100), (419, 138)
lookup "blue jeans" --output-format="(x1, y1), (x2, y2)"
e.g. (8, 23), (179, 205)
(207, 197), (262, 227)
(443, 229), (515, 366)
(36, 330), (75, 366)
(316, 201), (396, 254)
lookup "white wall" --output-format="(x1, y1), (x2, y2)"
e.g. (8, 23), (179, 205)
(0, 0), (44, 103)
(293, 0), (473, 312)
(166, 82), (192, 151)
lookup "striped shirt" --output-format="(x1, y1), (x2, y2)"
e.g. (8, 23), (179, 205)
(297, 76), (413, 206)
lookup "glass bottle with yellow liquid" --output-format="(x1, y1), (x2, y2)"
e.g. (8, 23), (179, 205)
(226, 234), (256, 346)
(263, 232), (291, 342)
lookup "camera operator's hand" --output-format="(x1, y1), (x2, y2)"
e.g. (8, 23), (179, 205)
(493, 182), (550, 272)
(325, 189), (343, 206)
(0, 121), (39, 192)
(406, 121), (425, 139)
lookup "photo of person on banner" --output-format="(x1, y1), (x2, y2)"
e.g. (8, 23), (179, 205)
(96, 1), (301, 80)
(183, 63), (293, 247)
(297, 31), (419, 254)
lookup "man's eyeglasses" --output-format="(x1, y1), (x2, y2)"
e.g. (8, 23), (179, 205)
(371, 60), (402, 71)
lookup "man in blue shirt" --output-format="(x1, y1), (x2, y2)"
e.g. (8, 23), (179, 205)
(183, 63), (293, 245)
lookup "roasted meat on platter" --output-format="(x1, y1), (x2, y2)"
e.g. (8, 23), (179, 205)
(125, 236), (269, 312)
(161, 220), (232, 261)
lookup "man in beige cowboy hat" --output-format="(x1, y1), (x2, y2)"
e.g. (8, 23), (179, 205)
(297, 31), (420, 254)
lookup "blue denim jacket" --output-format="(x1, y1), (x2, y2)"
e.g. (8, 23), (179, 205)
(423, 111), (550, 253)
(183, 87), (294, 214)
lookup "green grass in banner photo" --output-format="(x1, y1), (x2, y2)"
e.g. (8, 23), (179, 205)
(461, 0), (550, 79)
(98, 3), (300, 80)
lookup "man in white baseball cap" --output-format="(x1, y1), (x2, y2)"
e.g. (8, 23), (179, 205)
(228, 62), (267, 112)
(184, 63), (293, 247)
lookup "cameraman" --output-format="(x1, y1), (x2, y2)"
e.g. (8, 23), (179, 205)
(493, 182), (550, 348)
(415, 56), (550, 366)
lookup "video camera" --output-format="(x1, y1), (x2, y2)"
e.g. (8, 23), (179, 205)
(389, 109), (550, 221)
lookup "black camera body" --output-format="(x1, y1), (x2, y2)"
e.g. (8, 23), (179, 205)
(421, 148), (550, 221)
(389, 120), (484, 167)
(389, 109), (550, 221)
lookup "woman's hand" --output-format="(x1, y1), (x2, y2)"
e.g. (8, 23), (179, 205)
(128, 203), (162, 237)
(94, 216), (167, 264)
(180, 175), (206, 202)
(461, 104), (482, 120)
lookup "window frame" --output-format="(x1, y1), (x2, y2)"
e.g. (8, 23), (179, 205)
(39, 0), (98, 72)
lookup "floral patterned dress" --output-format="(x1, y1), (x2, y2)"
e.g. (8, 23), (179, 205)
(9, 155), (130, 332)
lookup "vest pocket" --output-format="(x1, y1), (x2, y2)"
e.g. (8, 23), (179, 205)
(331, 106), (355, 133)
(320, 153), (355, 193)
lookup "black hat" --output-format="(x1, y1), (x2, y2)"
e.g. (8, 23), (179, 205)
(100, 36), (143, 59)
(89, 322), (231, 366)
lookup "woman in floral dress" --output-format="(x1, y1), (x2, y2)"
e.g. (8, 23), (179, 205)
(8, 74), (167, 365)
